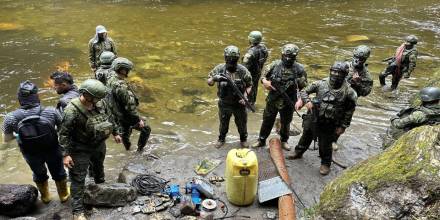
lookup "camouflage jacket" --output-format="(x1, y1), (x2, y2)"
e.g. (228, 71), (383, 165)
(208, 64), (252, 105)
(242, 43), (268, 77)
(346, 62), (373, 97)
(262, 60), (307, 109)
(301, 78), (357, 128)
(106, 74), (140, 125)
(88, 37), (117, 69)
(95, 65), (114, 85)
(58, 98), (120, 155)
(391, 103), (440, 130)
(400, 47), (417, 75)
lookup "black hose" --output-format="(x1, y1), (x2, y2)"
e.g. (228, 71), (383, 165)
(131, 174), (168, 195)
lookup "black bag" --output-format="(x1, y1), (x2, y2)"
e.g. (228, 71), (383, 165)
(17, 107), (58, 154)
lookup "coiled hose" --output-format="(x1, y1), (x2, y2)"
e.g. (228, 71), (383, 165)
(131, 174), (169, 195)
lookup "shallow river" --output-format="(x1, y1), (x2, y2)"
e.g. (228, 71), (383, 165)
(1, 0), (440, 189)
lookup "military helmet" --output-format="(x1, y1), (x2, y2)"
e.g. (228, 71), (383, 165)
(79, 79), (107, 99)
(419, 87), (440, 102)
(99, 51), (116, 65)
(224, 45), (240, 58)
(18, 81), (38, 97)
(405, 35), (418, 44)
(353, 45), (371, 59)
(281, 44), (299, 56)
(112, 57), (134, 72)
(248, 31), (263, 44)
(330, 61), (349, 75)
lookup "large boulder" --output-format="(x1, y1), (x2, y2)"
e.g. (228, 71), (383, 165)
(316, 125), (440, 219)
(83, 183), (137, 207)
(0, 184), (38, 217)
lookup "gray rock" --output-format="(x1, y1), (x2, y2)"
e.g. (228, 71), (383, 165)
(118, 163), (151, 184)
(83, 183), (137, 207)
(0, 184), (38, 217)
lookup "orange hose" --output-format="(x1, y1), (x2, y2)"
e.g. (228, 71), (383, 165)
(269, 138), (296, 220)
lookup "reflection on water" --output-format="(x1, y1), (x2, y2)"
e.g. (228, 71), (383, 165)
(1, 0), (440, 184)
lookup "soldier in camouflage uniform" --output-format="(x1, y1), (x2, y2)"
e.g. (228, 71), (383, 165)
(383, 87), (440, 148)
(207, 45), (253, 148)
(107, 57), (151, 152)
(50, 71), (79, 114)
(251, 44), (307, 150)
(288, 62), (358, 175)
(59, 79), (122, 220)
(88, 25), (117, 72)
(95, 51), (116, 85)
(242, 31), (268, 106)
(332, 45), (373, 150)
(379, 35), (418, 90)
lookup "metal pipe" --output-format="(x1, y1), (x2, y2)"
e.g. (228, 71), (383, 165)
(269, 138), (296, 220)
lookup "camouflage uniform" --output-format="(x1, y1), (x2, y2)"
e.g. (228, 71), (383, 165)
(88, 26), (117, 70)
(256, 59), (307, 144)
(379, 36), (418, 90)
(383, 104), (440, 148)
(107, 74), (151, 151)
(95, 65), (114, 85)
(208, 63), (252, 142)
(294, 67), (357, 167)
(346, 61), (373, 97)
(59, 97), (120, 214)
(242, 43), (268, 104)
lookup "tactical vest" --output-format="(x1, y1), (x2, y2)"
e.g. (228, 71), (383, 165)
(246, 44), (268, 75)
(217, 64), (247, 105)
(95, 67), (113, 85)
(267, 61), (303, 103)
(317, 80), (352, 122)
(400, 48), (417, 71)
(70, 98), (113, 144)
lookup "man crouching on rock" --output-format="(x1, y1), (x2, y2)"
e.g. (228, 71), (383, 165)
(58, 79), (122, 220)
(288, 62), (357, 175)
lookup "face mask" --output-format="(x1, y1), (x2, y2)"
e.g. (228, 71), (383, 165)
(225, 56), (238, 72)
(405, 43), (413, 50)
(352, 56), (366, 68)
(329, 71), (345, 89)
(282, 55), (296, 67)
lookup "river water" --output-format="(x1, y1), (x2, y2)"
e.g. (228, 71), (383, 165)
(1, 0), (440, 192)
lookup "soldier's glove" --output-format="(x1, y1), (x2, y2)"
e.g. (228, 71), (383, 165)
(213, 75), (227, 82)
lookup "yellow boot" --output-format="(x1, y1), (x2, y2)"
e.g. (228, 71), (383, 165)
(35, 181), (51, 203)
(55, 178), (70, 202)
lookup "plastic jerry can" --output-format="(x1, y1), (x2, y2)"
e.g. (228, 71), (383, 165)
(225, 148), (258, 206)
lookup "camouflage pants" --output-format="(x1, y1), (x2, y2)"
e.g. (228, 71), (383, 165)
(69, 143), (106, 214)
(248, 73), (261, 104)
(295, 117), (336, 166)
(121, 119), (151, 151)
(218, 102), (248, 142)
(258, 102), (293, 143)
(379, 63), (406, 90)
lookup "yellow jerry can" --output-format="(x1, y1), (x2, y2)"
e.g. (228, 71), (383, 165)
(225, 148), (258, 206)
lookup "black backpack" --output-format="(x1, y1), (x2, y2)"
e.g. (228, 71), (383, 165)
(17, 107), (58, 154)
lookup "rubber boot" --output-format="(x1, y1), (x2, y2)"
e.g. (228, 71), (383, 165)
(35, 181), (51, 204)
(55, 178), (70, 202)
(319, 165), (331, 175)
(286, 150), (303, 160)
(73, 212), (88, 220)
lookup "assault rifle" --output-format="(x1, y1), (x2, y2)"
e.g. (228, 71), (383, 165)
(310, 99), (321, 150)
(220, 72), (256, 113)
(270, 78), (301, 117)
(382, 56), (395, 62)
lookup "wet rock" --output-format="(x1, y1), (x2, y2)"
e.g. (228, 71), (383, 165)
(316, 125), (440, 219)
(118, 163), (151, 184)
(83, 183), (137, 207)
(181, 87), (204, 96)
(263, 211), (277, 219)
(0, 184), (38, 217)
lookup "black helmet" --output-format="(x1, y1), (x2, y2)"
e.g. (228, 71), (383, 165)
(330, 61), (349, 76)
(419, 87), (440, 102)
(18, 81), (38, 97)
